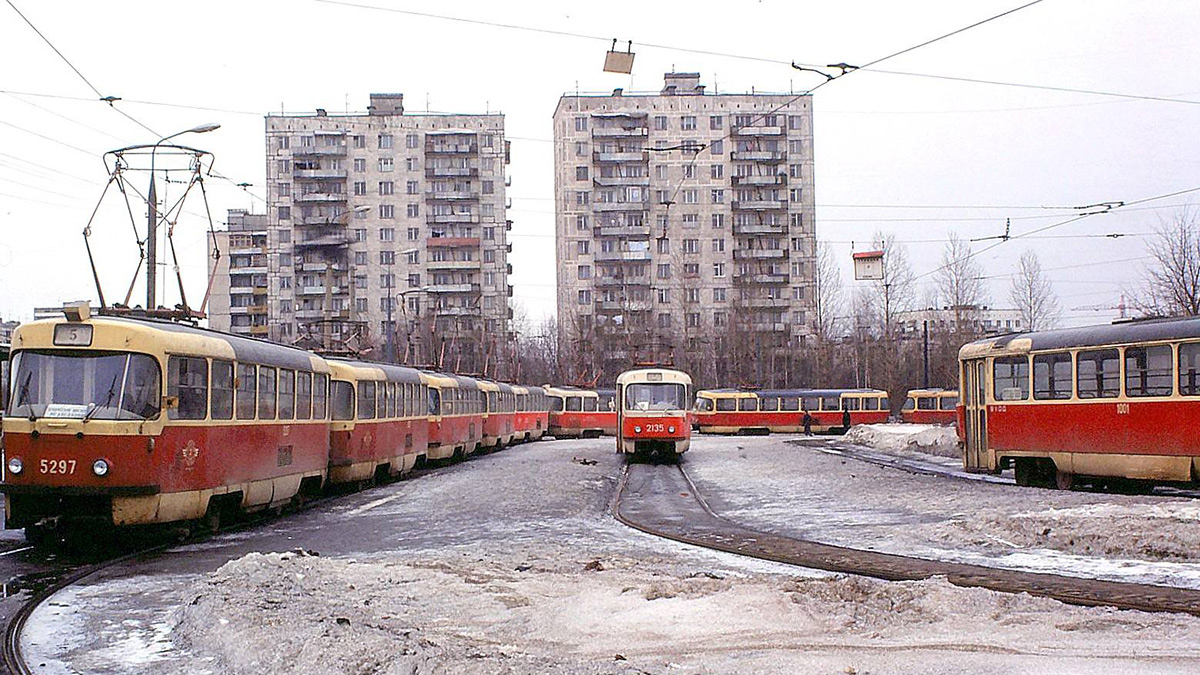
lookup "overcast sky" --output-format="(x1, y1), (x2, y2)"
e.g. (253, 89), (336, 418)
(1, 0), (1197, 327)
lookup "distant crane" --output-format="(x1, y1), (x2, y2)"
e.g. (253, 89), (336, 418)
(1073, 294), (1128, 319)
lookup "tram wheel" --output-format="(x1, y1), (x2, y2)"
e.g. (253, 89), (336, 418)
(1055, 469), (1076, 491)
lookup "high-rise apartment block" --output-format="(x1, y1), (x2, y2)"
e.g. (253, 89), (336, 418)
(208, 209), (270, 336)
(249, 93), (512, 373)
(553, 73), (816, 386)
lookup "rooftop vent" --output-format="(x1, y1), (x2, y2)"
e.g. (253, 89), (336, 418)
(662, 72), (703, 95)
(368, 93), (405, 115)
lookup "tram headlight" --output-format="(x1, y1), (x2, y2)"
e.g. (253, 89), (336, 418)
(6, 457), (22, 475)
(92, 459), (110, 477)
(669, 426), (676, 434)
(634, 426), (642, 434)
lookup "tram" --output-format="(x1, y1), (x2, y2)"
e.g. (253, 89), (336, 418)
(616, 367), (692, 460)
(545, 385), (616, 438)
(902, 389), (959, 425)
(693, 388), (890, 434)
(960, 317), (1200, 488)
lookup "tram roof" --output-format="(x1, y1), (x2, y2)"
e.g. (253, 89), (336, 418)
(965, 315), (1200, 354)
(699, 387), (886, 397)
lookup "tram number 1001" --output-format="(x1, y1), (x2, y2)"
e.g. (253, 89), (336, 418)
(1116, 403), (1131, 415)
(40, 459), (77, 475)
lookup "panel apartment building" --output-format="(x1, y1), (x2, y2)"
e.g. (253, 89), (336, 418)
(553, 73), (816, 386)
(235, 93), (513, 375)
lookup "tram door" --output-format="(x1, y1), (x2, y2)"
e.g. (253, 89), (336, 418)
(962, 358), (989, 471)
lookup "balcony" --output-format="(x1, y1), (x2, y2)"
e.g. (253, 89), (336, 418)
(594, 276), (650, 287)
(297, 285), (349, 296)
(592, 150), (648, 163)
(228, 245), (266, 255)
(427, 213), (480, 224)
(593, 175), (650, 187)
(733, 249), (787, 260)
(228, 265), (268, 275)
(731, 174), (787, 187)
(249, 325), (270, 336)
(298, 261), (347, 273)
(734, 223), (787, 235)
(434, 306), (479, 317)
(743, 298), (790, 308)
(732, 200), (787, 211)
(294, 234), (352, 248)
(292, 146), (346, 157)
(295, 192), (348, 204)
(252, 286), (269, 296)
(229, 285), (261, 295)
(426, 259), (481, 271)
(293, 169), (347, 180)
(425, 166), (478, 178)
(593, 200), (650, 212)
(427, 236), (480, 248)
(594, 250), (652, 262)
(748, 322), (788, 333)
(297, 215), (352, 227)
(426, 283), (482, 294)
(730, 150), (786, 162)
(424, 190), (478, 201)
(425, 142), (478, 154)
(735, 273), (790, 284)
(591, 126), (649, 138)
(247, 305), (269, 315)
(732, 125), (784, 136)
(229, 306), (249, 315)
(596, 224), (651, 238)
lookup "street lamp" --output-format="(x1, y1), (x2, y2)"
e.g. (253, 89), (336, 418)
(147, 123), (220, 309)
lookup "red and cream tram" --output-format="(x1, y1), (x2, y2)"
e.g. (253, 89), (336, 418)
(902, 388), (959, 425)
(693, 388), (890, 434)
(545, 386), (616, 438)
(960, 317), (1200, 488)
(327, 360), (428, 486)
(512, 385), (550, 442)
(2, 309), (331, 533)
(420, 372), (484, 461)
(616, 367), (692, 460)
(480, 380), (516, 450)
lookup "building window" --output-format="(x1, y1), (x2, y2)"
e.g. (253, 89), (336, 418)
(379, 204), (395, 219)
(406, 181), (418, 195)
(576, 191), (590, 205)
(683, 239), (699, 254)
(790, 164), (803, 179)
(405, 249), (419, 264)
(657, 238), (670, 254)
(710, 140), (723, 155)
(380, 250), (395, 265)
(482, 180), (494, 194)
(277, 135), (290, 150)
(709, 116), (723, 130)
(790, 188), (803, 203)
(484, 226), (496, 240)
(788, 115), (803, 130)
(578, 265), (592, 280)
(713, 287), (726, 302)
(407, 227), (420, 240)
(683, 164), (695, 179)
(789, 139), (804, 154)
(713, 262), (726, 278)
(483, 249), (495, 263)
(682, 189), (698, 204)
(576, 214), (589, 231)
(378, 134), (393, 149)
(379, 181), (394, 196)
(379, 157), (394, 172)
(686, 313), (700, 328)
(684, 263), (700, 276)
(354, 228), (367, 242)
(575, 166), (589, 181)
(380, 228), (395, 242)
(711, 189), (725, 204)
(681, 115), (697, 130)
(406, 134), (419, 149)
(574, 116), (588, 131)
(657, 313), (671, 328)
(353, 181), (367, 196)
(576, 240), (590, 255)
(578, 289), (591, 305)
(277, 206), (291, 220)
(711, 238), (725, 253)
(682, 213), (699, 228)
(656, 263), (671, 279)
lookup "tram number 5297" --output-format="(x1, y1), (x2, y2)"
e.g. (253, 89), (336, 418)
(40, 459), (77, 475)
(1116, 403), (1131, 415)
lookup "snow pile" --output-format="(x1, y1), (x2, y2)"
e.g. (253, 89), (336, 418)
(175, 549), (1198, 675)
(844, 423), (960, 457)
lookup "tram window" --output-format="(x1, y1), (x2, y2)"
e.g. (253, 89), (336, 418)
(715, 397), (737, 412)
(802, 397), (820, 412)
(331, 381), (355, 420)
(168, 356), (208, 420)
(694, 397), (713, 412)
(566, 396), (583, 412)
(1125, 345), (1172, 397)
(864, 397), (880, 411)
(278, 369), (295, 420)
(738, 397), (758, 412)
(236, 363), (257, 420)
(993, 356), (1029, 401)
(583, 396), (597, 412)
(258, 367), (277, 420)
(428, 387), (440, 416)
(917, 396), (936, 410)
(781, 397), (799, 411)
(313, 373), (329, 419)
(939, 395), (958, 410)
(1077, 349), (1119, 399)
(820, 396), (839, 411)
(1033, 353), (1072, 400)
(1179, 343), (1200, 396)
(843, 397), (861, 411)
(358, 381), (377, 419)
(377, 382), (388, 418)
(296, 372), (312, 420)
(902, 397), (916, 411)
(760, 397), (779, 411)
(211, 360), (234, 420)
(880, 397), (889, 410)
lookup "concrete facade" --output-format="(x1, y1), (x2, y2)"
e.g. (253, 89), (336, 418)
(552, 73), (816, 384)
(207, 209), (269, 335)
(898, 306), (1025, 336)
(258, 94), (512, 372)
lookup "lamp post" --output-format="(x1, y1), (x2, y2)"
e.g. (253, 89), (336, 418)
(147, 123), (220, 310)
(393, 286), (430, 364)
(385, 248), (421, 363)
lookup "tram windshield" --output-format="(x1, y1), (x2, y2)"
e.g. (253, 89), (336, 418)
(8, 350), (161, 421)
(624, 383), (687, 411)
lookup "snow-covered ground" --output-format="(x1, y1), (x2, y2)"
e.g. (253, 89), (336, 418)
(23, 436), (1200, 674)
(844, 422), (961, 458)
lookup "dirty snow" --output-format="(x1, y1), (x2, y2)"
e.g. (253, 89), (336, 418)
(22, 436), (1200, 674)
(844, 423), (961, 457)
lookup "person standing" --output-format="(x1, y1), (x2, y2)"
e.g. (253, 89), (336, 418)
(802, 409), (813, 436)
(842, 407), (851, 433)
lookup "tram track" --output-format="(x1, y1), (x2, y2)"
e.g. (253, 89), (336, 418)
(613, 461), (1200, 616)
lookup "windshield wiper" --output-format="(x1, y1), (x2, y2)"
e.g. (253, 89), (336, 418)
(83, 374), (120, 423)
(16, 371), (36, 422)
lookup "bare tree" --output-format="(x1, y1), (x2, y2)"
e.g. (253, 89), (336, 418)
(1138, 210), (1200, 317)
(812, 241), (845, 342)
(867, 232), (916, 336)
(934, 231), (987, 333)
(1008, 249), (1060, 331)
